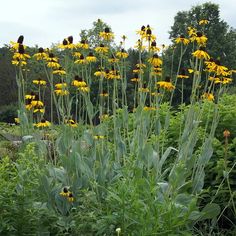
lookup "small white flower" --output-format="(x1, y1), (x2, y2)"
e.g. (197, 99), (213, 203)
(116, 228), (121, 234)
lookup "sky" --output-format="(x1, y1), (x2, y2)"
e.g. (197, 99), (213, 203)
(1, 0), (236, 48)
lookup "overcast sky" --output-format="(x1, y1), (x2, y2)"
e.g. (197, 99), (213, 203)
(1, 0), (235, 48)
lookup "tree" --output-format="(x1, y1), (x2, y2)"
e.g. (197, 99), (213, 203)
(80, 19), (114, 47)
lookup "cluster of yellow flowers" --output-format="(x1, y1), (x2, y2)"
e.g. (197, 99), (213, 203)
(11, 20), (235, 126)
(174, 19), (234, 101)
(60, 187), (75, 202)
(11, 36), (30, 66)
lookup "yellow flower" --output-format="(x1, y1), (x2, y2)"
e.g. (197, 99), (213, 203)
(222, 77), (232, 84)
(34, 119), (51, 128)
(105, 69), (120, 80)
(157, 77), (175, 91)
(192, 47), (210, 60)
(100, 92), (109, 97)
(175, 35), (190, 45)
(65, 119), (78, 127)
(71, 76), (87, 87)
(33, 79), (46, 85)
(202, 93), (214, 101)
(116, 49), (128, 59)
(95, 44), (109, 54)
(177, 68), (189, 79)
(33, 107), (45, 113)
(58, 36), (75, 49)
(131, 74), (140, 82)
(31, 100), (44, 107)
(142, 25), (156, 41)
(99, 27), (114, 41)
(74, 54), (87, 64)
(25, 93), (35, 100)
(73, 52), (81, 58)
(47, 53), (60, 69)
(78, 86), (90, 92)
(55, 89), (69, 96)
(33, 47), (48, 60)
(207, 60), (229, 76)
(94, 69), (106, 77)
(99, 114), (109, 121)
(10, 35), (24, 50)
(108, 55), (119, 63)
(150, 40), (161, 52)
(188, 69), (194, 74)
(151, 66), (162, 76)
(12, 44), (30, 66)
(188, 27), (197, 38)
(76, 39), (89, 49)
(67, 192), (75, 202)
(208, 76), (221, 84)
(199, 19), (209, 25)
(195, 32), (208, 46)
(134, 39), (146, 51)
(47, 61), (60, 69)
(143, 106), (156, 111)
(136, 25), (146, 37)
(14, 117), (20, 124)
(55, 83), (67, 89)
(86, 52), (97, 63)
(60, 187), (71, 197)
(133, 66), (144, 74)
(148, 54), (162, 67)
(94, 135), (105, 140)
(53, 67), (66, 75)
(12, 59), (27, 66)
(138, 86), (150, 93)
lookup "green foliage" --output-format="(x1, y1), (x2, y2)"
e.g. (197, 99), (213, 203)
(0, 104), (17, 123)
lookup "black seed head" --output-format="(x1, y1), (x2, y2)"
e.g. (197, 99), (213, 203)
(63, 187), (68, 193)
(63, 39), (68, 45)
(18, 44), (25, 54)
(104, 27), (110, 33)
(146, 28), (152, 35)
(67, 36), (73, 44)
(153, 53), (159, 58)
(165, 76), (171, 82)
(196, 32), (203, 37)
(38, 47), (44, 53)
(17, 35), (24, 44)
(151, 41), (157, 47)
(141, 25), (145, 31)
(49, 53), (54, 58)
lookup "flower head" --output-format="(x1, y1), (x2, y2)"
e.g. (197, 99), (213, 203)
(86, 52), (97, 63)
(157, 76), (175, 91)
(116, 49), (128, 59)
(33, 47), (48, 60)
(175, 35), (190, 45)
(99, 27), (114, 41)
(148, 53), (162, 67)
(95, 43), (109, 54)
(192, 47), (210, 60)
(177, 68), (189, 79)
(76, 39), (89, 49)
(34, 119), (51, 128)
